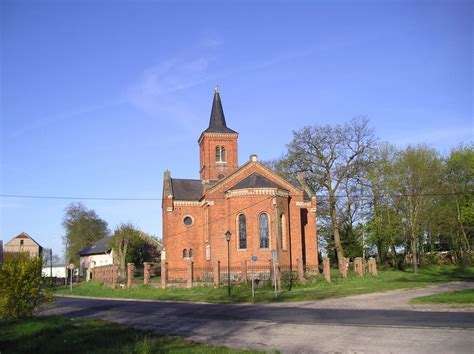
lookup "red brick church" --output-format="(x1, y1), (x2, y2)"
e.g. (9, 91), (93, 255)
(162, 88), (318, 271)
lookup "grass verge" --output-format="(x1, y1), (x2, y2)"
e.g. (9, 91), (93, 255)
(0, 316), (261, 354)
(52, 266), (474, 304)
(411, 289), (474, 304)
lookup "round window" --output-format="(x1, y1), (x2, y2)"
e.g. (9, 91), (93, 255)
(218, 173), (225, 180)
(183, 216), (193, 226)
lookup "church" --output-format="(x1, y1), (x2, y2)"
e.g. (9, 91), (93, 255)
(162, 88), (318, 272)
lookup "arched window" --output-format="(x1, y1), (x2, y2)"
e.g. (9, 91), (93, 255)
(259, 213), (269, 248)
(215, 146), (226, 163)
(189, 249), (193, 258)
(182, 249), (187, 258)
(238, 214), (247, 249)
(279, 213), (287, 250)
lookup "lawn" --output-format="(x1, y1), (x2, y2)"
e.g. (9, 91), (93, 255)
(0, 316), (261, 354)
(411, 289), (474, 304)
(52, 265), (474, 303)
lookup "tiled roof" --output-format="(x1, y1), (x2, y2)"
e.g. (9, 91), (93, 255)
(228, 173), (288, 191)
(171, 178), (203, 200)
(77, 236), (113, 256)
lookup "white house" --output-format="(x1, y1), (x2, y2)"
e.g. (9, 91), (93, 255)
(77, 236), (114, 281)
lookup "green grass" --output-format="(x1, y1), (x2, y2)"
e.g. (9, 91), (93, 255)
(0, 316), (261, 354)
(52, 266), (474, 304)
(411, 289), (474, 304)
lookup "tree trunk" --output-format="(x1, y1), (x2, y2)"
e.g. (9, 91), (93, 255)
(329, 192), (345, 264)
(411, 231), (418, 273)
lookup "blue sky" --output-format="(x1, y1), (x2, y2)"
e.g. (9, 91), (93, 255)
(1, 0), (472, 258)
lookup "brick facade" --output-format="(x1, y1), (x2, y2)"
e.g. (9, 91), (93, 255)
(162, 90), (318, 273)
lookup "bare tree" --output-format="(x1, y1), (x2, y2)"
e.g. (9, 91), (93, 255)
(276, 117), (375, 264)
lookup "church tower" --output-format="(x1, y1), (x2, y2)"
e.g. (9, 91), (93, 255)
(198, 88), (238, 181)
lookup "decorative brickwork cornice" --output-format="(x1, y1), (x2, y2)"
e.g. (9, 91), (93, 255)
(198, 132), (239, 144)
(173, 199), (214, 207)
(296, 201), (312, 208)
(225, 188), (289, 198)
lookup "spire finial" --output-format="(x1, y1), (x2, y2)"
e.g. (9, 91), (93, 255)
(214, 85), (219, 93)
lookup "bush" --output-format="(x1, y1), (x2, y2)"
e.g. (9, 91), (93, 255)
(0, 252), (52, 319)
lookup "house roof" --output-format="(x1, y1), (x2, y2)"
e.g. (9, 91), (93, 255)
(77, 236), (113, 256)
(228, 172), (288, 191)
(171, 178), (203, 201)
(202, 88), (237, 134)
(7, 232), (43, 248)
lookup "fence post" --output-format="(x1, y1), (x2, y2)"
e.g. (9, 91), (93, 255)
(127, 263), (135, 288)
(161, 262), (168, 288)
(339, 258), (347, 278)
(187, 260), (193, 288)
(354, 257), (363, 276)
(241, 260), (247, 284)
(143, 262), (151, 285)
(323, 257), (331, 283)
(213, 260), (220, 287)
(297, 258), (304, 282)
(269, 259), (274, 286)
(368, 257), (377, 276)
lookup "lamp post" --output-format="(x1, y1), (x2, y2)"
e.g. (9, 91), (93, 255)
(225, 230), (232, 297)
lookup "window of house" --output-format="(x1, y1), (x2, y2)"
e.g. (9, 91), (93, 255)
(215, 146), (226, 163)
(238, 214), (247, 249)
(279, 213), (287, 250)
(189, 249), (193, 258)
(183, 249), (187, 258)
(20, 240), (24, 246)
(259, 213), (269, 248)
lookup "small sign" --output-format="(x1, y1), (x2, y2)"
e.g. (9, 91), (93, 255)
(251, 256), (257, 262)
(272, 250), (277, 259)
(68, 263), (75, 270)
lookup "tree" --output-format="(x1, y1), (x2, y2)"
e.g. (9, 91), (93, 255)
(0, 252), (52, 319)
(391, 145), (443, 272)
(274, 117), (375, 264)
(112, 223), (142, 279)
(62, 202), (109, 266)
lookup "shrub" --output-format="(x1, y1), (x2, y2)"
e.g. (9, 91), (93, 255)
(0, 252), (52, 319)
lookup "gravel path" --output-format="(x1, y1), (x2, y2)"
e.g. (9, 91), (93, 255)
(266, 281), (474, 311)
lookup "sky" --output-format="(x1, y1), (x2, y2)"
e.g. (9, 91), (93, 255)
(1, 0), (472, 258)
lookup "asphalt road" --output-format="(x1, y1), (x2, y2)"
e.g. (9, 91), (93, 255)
(44, 296), (474, 353)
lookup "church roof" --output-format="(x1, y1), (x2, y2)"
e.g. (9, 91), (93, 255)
(203, 88), (237, 134)
(228, 172), (288, 191)
(171, 178), (203, 200)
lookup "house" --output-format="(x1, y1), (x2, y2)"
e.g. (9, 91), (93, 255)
(162, 88), (318, 272)
(78, 236), (114, 280)
(4, 232), (43, 258)
(42, 264), (68, 279)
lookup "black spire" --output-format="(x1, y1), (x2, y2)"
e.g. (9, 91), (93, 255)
(203, 87), (237, 134)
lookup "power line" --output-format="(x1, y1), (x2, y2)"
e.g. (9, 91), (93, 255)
(0, 191), (471, 201)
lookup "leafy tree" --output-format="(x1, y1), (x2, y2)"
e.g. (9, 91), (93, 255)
(112, 223), (142, 279)
(273, 117), (375, 265)
(0, 252), (52, 319)
(62, 202), (109, 266)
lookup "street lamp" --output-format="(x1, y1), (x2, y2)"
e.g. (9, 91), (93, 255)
(225, 230), (232, 297)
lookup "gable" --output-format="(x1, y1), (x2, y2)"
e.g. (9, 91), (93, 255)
(227, 172), (288, 191)
(206, 159), (302, 195)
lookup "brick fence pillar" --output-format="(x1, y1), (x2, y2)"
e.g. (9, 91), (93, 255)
(241, 260), (247, 284)
(354, 257), (363, 276)
(214, 260), (220, 287)
(143, 262), (151, 285)
(323, 257), (331, 283)
(161, 262), (168, 288)
(186, 260), (193, 288)
(127, 263), (135, 288)
(297, 258), (304, 282)
(368, 257), (377, 276)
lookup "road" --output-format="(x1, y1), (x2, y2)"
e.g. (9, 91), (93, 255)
(44, 288), (474, 353)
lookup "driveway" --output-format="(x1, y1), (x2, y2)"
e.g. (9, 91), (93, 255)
(44, 283), (474, 353)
